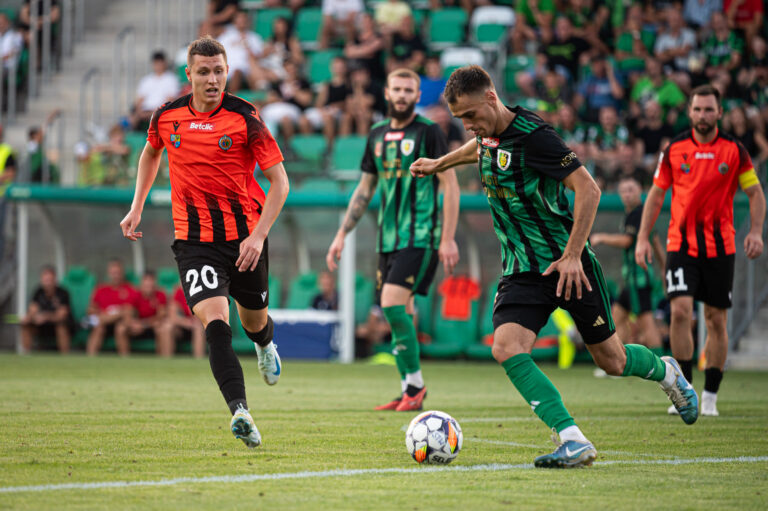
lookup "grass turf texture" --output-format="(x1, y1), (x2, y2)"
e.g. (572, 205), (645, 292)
(1, 354), (766, 510)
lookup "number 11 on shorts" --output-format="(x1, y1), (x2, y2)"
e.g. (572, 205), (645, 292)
(666, 267), (687, 293)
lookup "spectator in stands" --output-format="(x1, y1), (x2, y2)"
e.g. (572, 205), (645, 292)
(417, 56), (446, 111)
(615, 143), (651, 187)
(340, 63), (384, 136)
(683, 0), (722, 29)
(217, 9), (264, 93)
(554, 103), (586, 159)
(85, 259), (139, 356)
(203, 0), (240, 38)
(386, 14), (425, 73)
(633, 100), (675, 174)
(260, 59), (314, 148)
(573, 53), (624, 123)
(114, 271), (167, 356)
(724, 106), (768, 166)
(303, 56), (351, 147)
(312, 271), (339, 311)
(130, 51), (181, 131)
(77, 124), (131, 187)
(561, 0), (610, 54)
(344, 12), (386, 86)
(264, 0), (305, 13)
(20, 265), (74, 354)
(319, 0), (364, 49)
(535, 65), (573, 122)
(0, 123), (16, 258)
(0, 12), (23, 76)
(700, 11), (743, 90)
(427, 105), (465, 153)
(511, 0), (555, 54)
(725, 0), (764, 44)
(158, 286), (205, 358)
(540, 15), (591, 82)
(25, 109), (63, 184)
(19, 0), (60, 66)
(653, 6), (696, 91)
(375, 0), (412, 36)
(740, 37), (768, 128)
(586, 105), (629, 190)
(258, 16), (303, 86)
(629, 57), (686, 126)
(355, 305), (391, 359)
(614, 4), (656, 82)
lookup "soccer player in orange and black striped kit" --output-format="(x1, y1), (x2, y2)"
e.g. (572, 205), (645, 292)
(120, 37), (289, 448)
(636, 85), (766, 417)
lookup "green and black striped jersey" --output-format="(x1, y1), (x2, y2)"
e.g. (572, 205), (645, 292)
(477, 106), (584, 276)
(361, 115), (448, 253)
(621, 204), (654, 290)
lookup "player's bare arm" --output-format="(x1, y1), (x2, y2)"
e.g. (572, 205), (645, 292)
(590, 232), (632, 249)
(410, 138), (478, 177)
(120, 142), (164, 241)
(743, 183), (766, 259)
(542, 166), (598, 300)
(236, 162), (289, 272)
(635, 184), (666, 269)
(437, 169), (460, 275)
(326, 172), (378, 271)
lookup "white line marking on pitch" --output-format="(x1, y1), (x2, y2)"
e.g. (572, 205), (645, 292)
(1, 456), (766, 494)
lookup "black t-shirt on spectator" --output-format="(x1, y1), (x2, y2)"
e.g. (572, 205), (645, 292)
(447, 121), (464, 146)
(636, 123), (675, 155)
(312, 292), (338, 311)
(542, 36), (591, 80)
(391, 32), (426, 62)
(31, 286), (70, 313)
(326, 82), (352, 106)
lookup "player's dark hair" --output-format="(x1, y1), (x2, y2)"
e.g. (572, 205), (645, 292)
(187, 36), (227, 66)
(142, 270), (156, 279)
(40, 264), (56, 275)
(689, 84), (721, 106)
(443, 65), (493, 105)
(387, 68), (421, 89)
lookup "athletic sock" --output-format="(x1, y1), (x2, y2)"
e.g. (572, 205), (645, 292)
(206, 320), (247, 415)
(405, 369), (424, 389)
(678, 359), (693, 384)
(558, 425), (589, 443)
(404, 384), (423, 398)
(244, 316), (273, 347)
(383, 305), (421, 374)
(501, 353), (575, 432)
(704, 367), (724, 393)
(621, 344), (666, 382)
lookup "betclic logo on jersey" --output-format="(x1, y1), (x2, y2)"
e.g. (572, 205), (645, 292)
(189, 121), (215, 131)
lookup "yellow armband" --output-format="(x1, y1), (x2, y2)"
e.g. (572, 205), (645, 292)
(739, 168), (760, 190)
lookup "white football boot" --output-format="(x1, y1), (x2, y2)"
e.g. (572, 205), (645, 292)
(256, 342), (281, 385)
(231, 404), (262, 448)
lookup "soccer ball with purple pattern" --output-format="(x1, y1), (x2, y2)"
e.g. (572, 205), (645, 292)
(405, 410), (463, 464)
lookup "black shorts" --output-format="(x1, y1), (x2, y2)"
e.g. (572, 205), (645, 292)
(376, 247), (439, 299)
(492, 251), (615, 344)
(617, 286), (654, 315)
(172, 237), (269, 311)
(665, 251), (734, 308)
(35, 320), (76, 338)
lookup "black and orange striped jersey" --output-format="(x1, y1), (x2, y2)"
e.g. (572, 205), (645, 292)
(654, 129), (754, 258)
(147, 92), (283, 242)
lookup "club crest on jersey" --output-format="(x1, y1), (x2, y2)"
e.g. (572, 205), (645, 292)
(497, 149), (511, 170)
(170, 133), (181, 148)
(718, 162), (729, 174)
(218, 135), (233, 151)
(401, 138), (415, 156)
(681, 162), (691, 174)
(481, 137), (499, 148)
(374, 141), (383, 158)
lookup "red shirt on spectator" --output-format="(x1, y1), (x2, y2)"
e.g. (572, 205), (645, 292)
(134, 290), (168, 319)
(173, 287), (192, 317)
(724, 0), (764, 25)
(91, 283), (140, 313)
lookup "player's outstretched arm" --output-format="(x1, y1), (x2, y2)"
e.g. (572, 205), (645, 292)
(437, 169), (460, 275)
(635, 184), (665, 269)
(120, 142), (163, 241)
(542, 166), (599, 300)
(237, 161), (290, 272)
(326, 172), (378, 271)
(411, 138), (478, 177)
(743, 183), (766, 259)
(590, 232), (633, 249)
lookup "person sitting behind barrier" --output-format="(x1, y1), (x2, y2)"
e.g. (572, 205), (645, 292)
(20, 265), (74, 354)
(157, 286), (205, 358)
(85, 259), (140, 356)
(312, 271), (339, 311)
(76, 125), (131, 187)
(114, 271), (168, 356)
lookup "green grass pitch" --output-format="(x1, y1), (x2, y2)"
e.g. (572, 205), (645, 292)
(1, 354), (767, 510)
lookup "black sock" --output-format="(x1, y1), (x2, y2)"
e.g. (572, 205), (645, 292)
(704, 367), (724, 393)
(678, 359), (693, 384)
(244, 315), (274, 347)
(404, 384), (423, 398)
(206, 319), (247, 414)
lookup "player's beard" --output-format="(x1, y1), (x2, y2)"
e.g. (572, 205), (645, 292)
(695, 120), (716, 136)
(388, 100), (415, 121)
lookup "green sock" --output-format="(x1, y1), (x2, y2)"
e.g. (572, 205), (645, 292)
(383, 305), (420, 374)
(622, 344), (666, 381)
(501, 353), (575, 431)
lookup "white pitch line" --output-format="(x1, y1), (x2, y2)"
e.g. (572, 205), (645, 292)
(1, 456), (766, 494)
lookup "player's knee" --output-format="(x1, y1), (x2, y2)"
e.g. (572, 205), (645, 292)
(669, 304), (691, 325)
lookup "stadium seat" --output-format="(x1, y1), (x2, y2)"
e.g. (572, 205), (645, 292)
(289, 134), (328, 165)
(125, 131), (148, 170)
(440, 47), (485, 79)
(254, 7), (292, 40)
(157, 267), (179, 293)
(504, 54), (535, 96)
(421, 276), (481, 359)
(307, 49), (341, 84)
(0, 7), (17, 22)
(124, 269), (140, 286)
(331, 135), (367, 172)
(298, 177), (343, 193)
(295, 7), (323, 49)
(355, 273), (375, 325)
(286, 271), (319, 309)
(269, 274), (282, 308)
(470, 6), (515, 50)
(428, 8), (468, 49)
(59, 265), (96, 326)
(238, 90), (268, 105)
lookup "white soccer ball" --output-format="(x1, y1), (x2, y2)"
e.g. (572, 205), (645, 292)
(405, 410), (463, 464)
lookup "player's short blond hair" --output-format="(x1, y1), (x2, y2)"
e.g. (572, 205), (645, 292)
(386, 68), (421, 89)
(187, 36), (227, 67)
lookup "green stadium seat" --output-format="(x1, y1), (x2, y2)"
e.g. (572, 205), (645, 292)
(414, 283), (436, 337)
(296, 7), (323, 49)
(307, 49), (341, 84)
(428, 8), (468, 48)
(421, 277), (481, 359)
(469, 5), (515, 50)
(254, 7), (292, 40)
(355, 273), (375, 325)
(331, 135), (367, 172)
(124, 269), (140, 286)
(474, 24), (507, 46)
(238, 89), (268, 105)
(269, 274), (282, 308)
(286, 271), (319, 309)
(175, 63), (187, 84)
(125, 131), (148, 170)
(59, 265), (96, 325)
(0, 7), (17, 22)
(504, 54), (535, 96)
(298, 177), (343, 193)
(290, 134), (328, 165)
(157, 267), (179, 293)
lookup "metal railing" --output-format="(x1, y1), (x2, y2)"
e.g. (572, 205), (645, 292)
(41, 110), (65, 184)
(0, 58), (19, 126)
(78, 67), (101, 141)
(112, 27), (136, 123)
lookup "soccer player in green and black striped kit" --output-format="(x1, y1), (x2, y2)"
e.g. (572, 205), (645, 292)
(411, 66), (697, 468)
(326, 68), (460, 412)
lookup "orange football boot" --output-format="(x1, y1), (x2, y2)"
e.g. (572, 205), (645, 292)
(395, 387), (427, 412)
